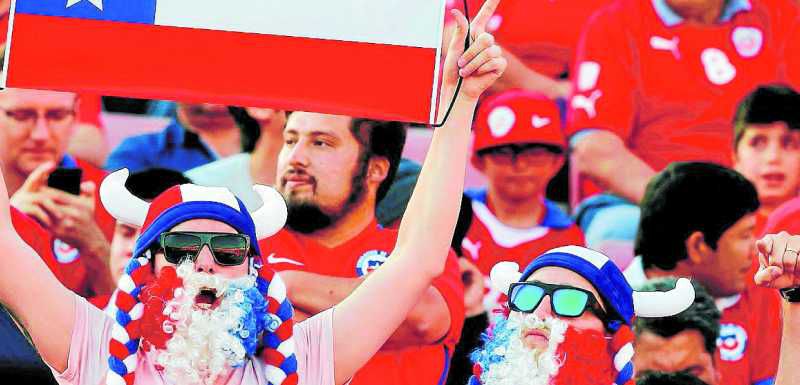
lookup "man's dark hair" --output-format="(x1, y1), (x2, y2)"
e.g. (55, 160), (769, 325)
(348, 119), (408, 204)
(125, 168), (192, 201)
(636, 162), (759, 270)
(228, 107), (262, 153)
(636, 371), (709, 385)
(733, 84), (800, 148)
(634, 278), (720, 354)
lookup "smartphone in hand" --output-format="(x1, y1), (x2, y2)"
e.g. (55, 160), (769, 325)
(47, 168), (83, 195)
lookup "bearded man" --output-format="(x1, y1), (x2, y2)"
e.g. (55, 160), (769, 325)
(471, 246), (695, 385)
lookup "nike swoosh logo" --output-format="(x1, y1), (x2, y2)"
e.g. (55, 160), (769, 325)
(266, 253), (304, 266)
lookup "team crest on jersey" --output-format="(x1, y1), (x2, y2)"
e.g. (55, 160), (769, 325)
(355, 250), (390, 276)
(717, 323), (748, 361)
(732, 27), (763, 58)
(53, 239), (80, 264)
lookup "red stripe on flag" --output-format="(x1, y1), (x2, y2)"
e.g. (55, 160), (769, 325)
(7, 14), (439, 123)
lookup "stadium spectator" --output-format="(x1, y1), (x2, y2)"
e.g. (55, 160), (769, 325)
(444, 0), (610, 99)
(0, 87), (116, 297)
(105, 103), (242, 173)
(634, 278), (721, 385)
(260, 112), (465, 385)
(625, 162), (782, 385)
(732, 85), (800, 234)
(568, 0), (800, 262)
(89, 168), (192, 311)
(462, 90), (584, 314)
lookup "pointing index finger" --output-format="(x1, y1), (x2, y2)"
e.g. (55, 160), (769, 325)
(471, 0), (500, 35)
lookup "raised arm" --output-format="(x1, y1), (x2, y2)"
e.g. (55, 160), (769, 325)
(0, 166), (76, 373)
(754, 232), (800, 385)
(330, 1), (506, 383)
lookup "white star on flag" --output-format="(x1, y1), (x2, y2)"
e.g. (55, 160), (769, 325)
(66, 0), (103, 11)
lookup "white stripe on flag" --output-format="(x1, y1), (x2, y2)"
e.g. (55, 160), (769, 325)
(154, 0), (445, 48)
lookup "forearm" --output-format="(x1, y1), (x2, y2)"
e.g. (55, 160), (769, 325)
(776, 302), (800, 385)
(79, 237), (114, 296)
(286, 271), (450, 347)
(572, 131), (656, 203)
(285, 272), (363, 315)
(492, 51), (565, 99)
(0, 231), (75, 373)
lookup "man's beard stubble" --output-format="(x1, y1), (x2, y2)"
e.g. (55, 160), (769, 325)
(284, 153), (369, 234)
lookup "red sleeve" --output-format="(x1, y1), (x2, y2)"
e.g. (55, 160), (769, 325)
(431, 249), (466, 347)
(749, 286), (782, 383)
(77, 93), (104, 128)
(10, 207), (64, 282)
(566, 5), (636, 141)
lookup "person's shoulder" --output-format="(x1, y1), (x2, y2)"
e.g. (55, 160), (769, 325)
(74, 157), (108, 182)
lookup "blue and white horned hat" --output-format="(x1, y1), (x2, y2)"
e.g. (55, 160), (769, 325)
(489, 246), (695, 385)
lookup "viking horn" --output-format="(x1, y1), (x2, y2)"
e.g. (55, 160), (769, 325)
(490, 261), (523, 295)
(99, 169), (150, 227)
(251, 185), (288, 239)
(633, 277), (695, 317)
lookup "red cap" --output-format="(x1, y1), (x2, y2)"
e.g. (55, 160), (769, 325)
(472, 90), (565, 154)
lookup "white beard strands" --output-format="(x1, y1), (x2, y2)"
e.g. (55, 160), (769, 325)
(481, 314), (568, 385)
(155, 261), (258, 385)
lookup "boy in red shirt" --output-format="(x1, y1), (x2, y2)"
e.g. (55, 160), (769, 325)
(463, 90), (584, 314)
(732, 85), (800, 235)
(625, 162), (781, 385)
(260, 113), (465, 385)
(568, 0), (800, 264)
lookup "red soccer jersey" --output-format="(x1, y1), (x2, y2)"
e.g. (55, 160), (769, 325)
(567, 0), (800, 199)
(10, 207), (65, 283)
(714, 284), (782, 385)
(48, 157), (115, 297)
(462, 189), (584, 310)
(447, 0), (610, 79)
(259, 223), (465, 385)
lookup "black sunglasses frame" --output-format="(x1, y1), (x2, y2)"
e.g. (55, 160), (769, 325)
(508, 281), (608, 321)
(157, 231), (252, 267)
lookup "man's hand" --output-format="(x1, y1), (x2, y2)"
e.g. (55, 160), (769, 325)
(42, 181), (109, 257)
(10, 162), (62, 228)
(442, 0), (506, 102)
(755, 232), (800, 289)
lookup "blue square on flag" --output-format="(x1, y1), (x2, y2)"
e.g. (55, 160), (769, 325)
(15, 0), (156, 24)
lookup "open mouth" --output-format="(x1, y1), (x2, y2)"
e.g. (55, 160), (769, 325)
(195, 288), (220, 310)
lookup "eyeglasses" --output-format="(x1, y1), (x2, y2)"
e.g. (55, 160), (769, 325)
(0, 107), (75, 130)
(508, 281), (608, 320)
(158, 232), (251, 266)
(478, 144), (559, 165)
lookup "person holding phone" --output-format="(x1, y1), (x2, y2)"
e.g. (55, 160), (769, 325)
(0, 88), (117, 297)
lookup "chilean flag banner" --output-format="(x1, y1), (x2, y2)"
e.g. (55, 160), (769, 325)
(2, 0), (446, 124)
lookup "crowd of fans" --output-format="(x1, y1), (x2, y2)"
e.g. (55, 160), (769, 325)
(1, 0), (800, 384)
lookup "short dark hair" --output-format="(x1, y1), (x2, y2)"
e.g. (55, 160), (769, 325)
(348, 118), (408, 203)
(636, 162), (759, 270)
(125, 168), (192, 202)
(636, 371), (709, 385)
(228, 107), (262, 153)
(733, 84), (800, 148)
(634, 278), (720, 354)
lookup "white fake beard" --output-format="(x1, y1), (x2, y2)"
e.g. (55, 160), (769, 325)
(480, 313), (568, 385)
(155, 261), (258, 385)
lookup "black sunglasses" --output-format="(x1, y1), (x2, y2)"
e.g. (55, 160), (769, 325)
(158, 231), (251, 266)
(508, 281), (608, 320)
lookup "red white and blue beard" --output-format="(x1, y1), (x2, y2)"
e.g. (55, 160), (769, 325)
(472, 312), (615, 385)
(138, 261), (270, 385)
